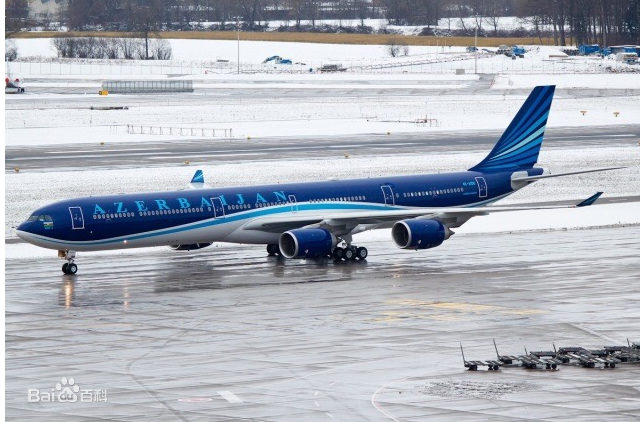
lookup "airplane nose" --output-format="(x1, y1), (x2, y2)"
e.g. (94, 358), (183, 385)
(16, 229), (32, 242)
(16, 228), (29, 242)
(16, 222), (37, 243)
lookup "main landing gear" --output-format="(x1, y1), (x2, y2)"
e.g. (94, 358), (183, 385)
(332, 245), (368, 261)
(60, 250), (78, 275)
(266, 244), (281, 256)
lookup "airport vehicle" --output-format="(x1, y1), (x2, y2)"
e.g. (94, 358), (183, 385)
(496, 44), (511, 55)
(496, 45), (524, 58)
(17, 86), (621, 274)
(465, 339), (640, 372)
(615, 52), (639, 64)
(460, 343), (501, 371)
(511, 45), (525, 58)
(319, 64), (347, 72)
(5, 77), (25, 93)
(262, 55), (292, 65)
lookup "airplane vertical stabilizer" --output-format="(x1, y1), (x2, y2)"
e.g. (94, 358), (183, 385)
(469, 85), (555, 173)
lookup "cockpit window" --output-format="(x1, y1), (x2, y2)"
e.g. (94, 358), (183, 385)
(37, 215), (53, 222)
(27, 215), (39, 222)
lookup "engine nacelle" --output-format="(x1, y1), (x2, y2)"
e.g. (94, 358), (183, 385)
(279, 228), (337, 259)
(391, 219), (452, 250)
(170, 243), (212, 251)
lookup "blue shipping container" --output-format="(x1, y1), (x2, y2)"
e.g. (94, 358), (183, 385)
(579, 44), (600, 55)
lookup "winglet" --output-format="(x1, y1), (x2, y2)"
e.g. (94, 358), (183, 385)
(189, 170), (207, 189)
(576, 192), (603, 207)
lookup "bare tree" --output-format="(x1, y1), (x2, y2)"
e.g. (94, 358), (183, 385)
(383, 0), (409, 25)
(5, 39), (19, 61)
(150, 39), (173, 59)
(456, 1), (468, 31)
(484, 0), (507, 35)
(386, 38), (401, 57)
(354, 0), (369, 27)
(288, 0), (305, 26)
(239, 0), (264, 29)
(120, 38), (144, 59)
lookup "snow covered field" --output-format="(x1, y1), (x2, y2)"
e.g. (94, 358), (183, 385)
(9, 39), (640, 76)
(6, 84), (640, 147)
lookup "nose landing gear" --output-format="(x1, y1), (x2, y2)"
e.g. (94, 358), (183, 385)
(59, 250), (78, 274)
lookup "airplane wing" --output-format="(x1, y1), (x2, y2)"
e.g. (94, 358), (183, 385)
(242, 192), (604, 234)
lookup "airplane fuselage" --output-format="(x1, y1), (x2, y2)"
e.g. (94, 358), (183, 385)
(17, 168), (542, 252)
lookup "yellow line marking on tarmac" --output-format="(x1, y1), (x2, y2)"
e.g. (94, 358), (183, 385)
(372, 300), (544, 323)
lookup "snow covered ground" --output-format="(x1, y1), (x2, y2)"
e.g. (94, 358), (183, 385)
(9, 38), (640, 76)
(6, 85), (640, 147)
(206, 17), (542, 35)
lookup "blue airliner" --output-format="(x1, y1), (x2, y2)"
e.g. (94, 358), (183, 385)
(17, 86), (620, 274)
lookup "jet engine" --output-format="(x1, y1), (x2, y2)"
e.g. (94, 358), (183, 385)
(170, 243), (213, 251)
(279, 228), (337, 258)
(391, 219), (453, 250)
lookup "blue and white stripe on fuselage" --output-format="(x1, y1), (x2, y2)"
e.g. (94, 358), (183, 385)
(16, 169), (525, 252)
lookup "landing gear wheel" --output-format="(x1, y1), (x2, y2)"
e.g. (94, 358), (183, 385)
(333, 248), (344, 261)
(62, 262), (77, 275)
(356, 247), (368, 260)
(343, 248), (355, 260)
(267, 244), (278, 256)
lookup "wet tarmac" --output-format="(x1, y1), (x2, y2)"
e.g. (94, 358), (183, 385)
(5, 124), (639, 172)
(5, 226), (640, 421)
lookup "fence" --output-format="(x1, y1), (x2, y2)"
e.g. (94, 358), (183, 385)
(125, 125), (233, 138)
(103, 80), (193, 93)
(6, 56), (626, 77)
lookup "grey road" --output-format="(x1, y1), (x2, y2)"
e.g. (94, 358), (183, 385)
(8, 74), (640, 99)
(6, 125), (640, 172)
(5, 226), (640, 421)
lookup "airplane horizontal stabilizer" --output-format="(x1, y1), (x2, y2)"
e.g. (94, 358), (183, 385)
(511, 167), (625, 182)
(189, 169), (209, 189)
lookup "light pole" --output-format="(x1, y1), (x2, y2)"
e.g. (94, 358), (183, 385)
(236, 17), (240, 75)
(474, 23), (478, 74)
